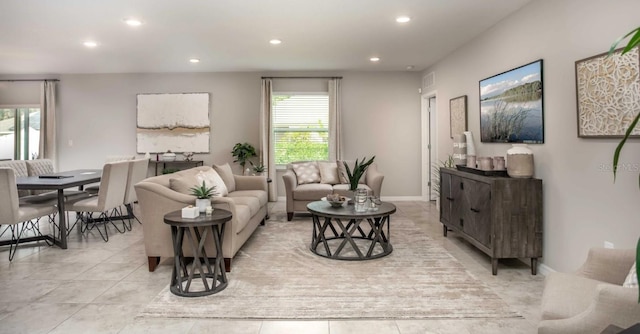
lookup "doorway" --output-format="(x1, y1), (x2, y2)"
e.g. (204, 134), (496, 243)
(421, 93), (437, 201)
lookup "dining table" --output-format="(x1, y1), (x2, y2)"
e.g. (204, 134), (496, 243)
(14, 169), (102, 249)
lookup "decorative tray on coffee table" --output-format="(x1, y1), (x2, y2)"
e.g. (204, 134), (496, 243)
(455, 165), (509, 177)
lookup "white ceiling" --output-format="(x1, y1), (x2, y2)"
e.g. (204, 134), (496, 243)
(0, 0), (533, 74)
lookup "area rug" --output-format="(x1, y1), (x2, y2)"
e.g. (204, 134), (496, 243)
(140, 216), (520, 320)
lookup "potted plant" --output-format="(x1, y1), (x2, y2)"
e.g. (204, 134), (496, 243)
(231, 142), (257, 175)
(610, 26), (640, 304)
(343, 156), (376, 192)
(431, 155), (455, 209)
(251, 162), (266, 175)
(190, 181), (217, 212)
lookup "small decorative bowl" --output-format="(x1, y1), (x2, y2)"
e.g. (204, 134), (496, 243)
(322, 195), (347, 208)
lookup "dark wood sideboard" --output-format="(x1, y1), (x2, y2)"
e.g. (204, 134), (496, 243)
(439, 168), (542, 275)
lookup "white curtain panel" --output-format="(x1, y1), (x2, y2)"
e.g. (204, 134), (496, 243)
(39, 81), (56, 162)
(260, 79), (277, 201)
(328, 78), (342, 160)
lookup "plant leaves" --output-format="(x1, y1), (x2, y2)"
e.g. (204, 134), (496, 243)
(609, 27), (640, 55)
(613, 112), (640, 181)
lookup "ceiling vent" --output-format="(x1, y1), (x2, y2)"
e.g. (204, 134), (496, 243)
(422, 72), (435, 90)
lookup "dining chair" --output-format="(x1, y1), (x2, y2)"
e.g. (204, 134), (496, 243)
(65, 160), (130, 242)
(123, 158), (149, 226)
(0, 160), (30, 197)
(85, 155), (135, 195)
(0, 167), (58, 261)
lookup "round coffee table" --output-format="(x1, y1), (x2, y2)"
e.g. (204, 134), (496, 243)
(163, 209), (232, 297)
(306, 201), (396, 260)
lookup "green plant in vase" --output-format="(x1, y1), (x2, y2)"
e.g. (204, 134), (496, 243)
(251, 162), (266, 175)
(190, 181), (217, 213)
(609, 26), (640, 302)
(343, 156), (375, 191)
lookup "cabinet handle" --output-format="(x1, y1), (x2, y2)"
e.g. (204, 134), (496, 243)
(446, 197), (454, 201)
(459, 218), (464, 227)
(460, 182), (464, 190)
(470, 208), (480, 213)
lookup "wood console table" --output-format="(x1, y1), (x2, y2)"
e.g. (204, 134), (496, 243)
(439, 167), (542, 275)
(150, 160), (203, 175)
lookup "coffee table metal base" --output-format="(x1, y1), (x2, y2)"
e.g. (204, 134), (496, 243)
(310, 215), (393, 260)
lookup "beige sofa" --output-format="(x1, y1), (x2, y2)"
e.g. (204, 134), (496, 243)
(282, 160), (384, 221)
(538, 248), (640, 333)
(134, 164), (268, 272)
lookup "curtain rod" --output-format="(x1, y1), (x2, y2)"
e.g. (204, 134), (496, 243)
(261, 76), (342, 79)
(0, 79), (60, 82)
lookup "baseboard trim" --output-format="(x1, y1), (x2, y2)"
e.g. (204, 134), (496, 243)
(275, 196), (426, 202)
(537, 263), (555, 276)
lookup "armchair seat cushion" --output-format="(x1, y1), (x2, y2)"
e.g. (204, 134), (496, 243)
(541, 272), (605, 321)
(293, 183), (334, 200)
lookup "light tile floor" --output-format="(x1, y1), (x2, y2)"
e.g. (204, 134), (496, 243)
(0, 200), (544, 333)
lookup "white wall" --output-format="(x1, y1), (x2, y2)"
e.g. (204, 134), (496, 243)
(1, 71), (421, 197)
(424, 0), (640, 272)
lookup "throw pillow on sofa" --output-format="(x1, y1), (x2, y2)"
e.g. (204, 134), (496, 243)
(169, 174), (200, 195)
(624, 263), (638, 288)
(292, 161), (321, 185)
(213, 163), (236, 192)
(318, 161), (340, 184)
(196, 170), (228, 197)
(337, 160), (367, 184)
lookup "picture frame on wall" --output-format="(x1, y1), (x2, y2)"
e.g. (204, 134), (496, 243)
(479, 59), (544, 143)
(449, 95), (467, 138)
(575, 47), (640, 138)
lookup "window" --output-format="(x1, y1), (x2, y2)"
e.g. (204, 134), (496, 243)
(272, 94), (329, 165)
(0, 107), (41, 160)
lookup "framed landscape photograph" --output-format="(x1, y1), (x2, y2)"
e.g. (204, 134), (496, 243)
(575, 47), (640, 138)
(479, 59), (544, 143)
(449, 95), (467, 138)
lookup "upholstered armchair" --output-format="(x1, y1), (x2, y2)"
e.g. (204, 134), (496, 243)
(538, 247), (640, 334)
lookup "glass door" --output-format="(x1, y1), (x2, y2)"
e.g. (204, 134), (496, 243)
(0, 107), (41, 160)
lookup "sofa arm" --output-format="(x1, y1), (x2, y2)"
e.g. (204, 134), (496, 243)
(538, 285), (640, 334)
(365, 164), (384, 197)
(135, 181), (195, 206)
(576, 248), (635, 285)
(234, 175), (268, 192)
(282, 169), (297, 212)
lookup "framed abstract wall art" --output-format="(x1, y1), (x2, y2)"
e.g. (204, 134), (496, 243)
(575, 47), (640, 138)
(449, 95), (467, 138)
(479, 59), (544, 143)
(136, 92), (211, 153)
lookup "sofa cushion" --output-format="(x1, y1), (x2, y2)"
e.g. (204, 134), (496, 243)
(337, 160), (367, 184)
(213, 163), (236, 192)
(227, 196), (261, 218)
(292, 161), (321, 185)
(332, 184), (371, 195)
(541, 272), (606, 321)
(318, 161), (340, 184)
(292, 183), (333, 201)
(228, 190), (268, 208)
(196, 169), (228, 197)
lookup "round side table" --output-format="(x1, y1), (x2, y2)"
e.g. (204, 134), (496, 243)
(163, 209), (232, 297)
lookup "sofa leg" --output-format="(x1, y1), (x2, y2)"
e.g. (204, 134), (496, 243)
(148, 256), (161, 272)
(287, 212), (293, 221)
(224, 258), (231, 272)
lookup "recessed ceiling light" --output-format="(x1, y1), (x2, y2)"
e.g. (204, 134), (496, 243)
(269, 39), (282, 45)
(124, 18), (143, 27)
(396, 16), (411, 23)
(406, 65), (415, 70)
(83, 41), (98, 48)
(189, 58), (200, 63)
(370, 57), (380, 62)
